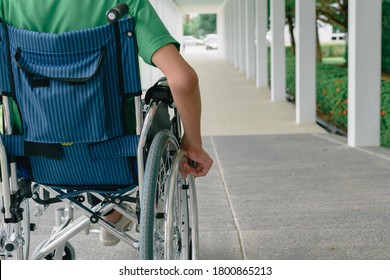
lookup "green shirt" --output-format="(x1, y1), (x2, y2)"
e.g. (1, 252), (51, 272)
(0, 0), (179, 65)
(0, 0), (179, 134)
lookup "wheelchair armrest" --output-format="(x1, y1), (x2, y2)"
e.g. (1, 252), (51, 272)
(144, 77), (174, 106)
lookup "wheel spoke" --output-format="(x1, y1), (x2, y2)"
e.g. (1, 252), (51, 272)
(140, 130), (196, 260)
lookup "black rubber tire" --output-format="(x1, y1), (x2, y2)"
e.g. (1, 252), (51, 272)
(32, 240), (76, 260)
(139, 129), (191, 260)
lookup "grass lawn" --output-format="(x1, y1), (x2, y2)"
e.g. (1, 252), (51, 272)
(322, 57), (346, 65)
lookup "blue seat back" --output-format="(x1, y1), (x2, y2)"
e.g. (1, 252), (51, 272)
(0, 18), (141, 188)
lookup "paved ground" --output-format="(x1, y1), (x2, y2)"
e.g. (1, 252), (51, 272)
(28, 47), (390, 260)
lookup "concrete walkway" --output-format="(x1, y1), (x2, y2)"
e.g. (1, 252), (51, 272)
(190, 49), (324, 136)
(29, 47), (390, 260)
(187, 48), (390, 260)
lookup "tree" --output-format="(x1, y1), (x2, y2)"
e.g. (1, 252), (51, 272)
(286, 0), (296, 56)
(285, 0), (322, 62)
(199, 14), (217, 36)
(269, 0), (349, 62)
(316, 0), (348, 63)
(383, 0), (390, 72)
(183, 14), (216, 38)
(316, 0), (348, 32)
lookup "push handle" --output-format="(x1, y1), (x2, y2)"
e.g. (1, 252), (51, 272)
(106, 3), (129, 23)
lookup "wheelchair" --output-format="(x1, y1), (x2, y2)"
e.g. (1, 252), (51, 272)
(0, 3), (198, 260)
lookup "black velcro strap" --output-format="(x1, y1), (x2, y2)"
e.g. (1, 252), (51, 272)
(113, 22), (125, 96)
(1, 91), (14, 97)
(31, 79), (50, 88)
(24, 141), (64, 160)
(69, 81), (87, 86)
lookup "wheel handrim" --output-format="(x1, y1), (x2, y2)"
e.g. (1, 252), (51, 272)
(153, 140), (177, 259)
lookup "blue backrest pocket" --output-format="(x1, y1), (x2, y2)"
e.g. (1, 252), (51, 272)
(13, 46), (108, 143)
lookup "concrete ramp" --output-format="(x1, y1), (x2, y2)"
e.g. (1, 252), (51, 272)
(184, 48), (325, 136)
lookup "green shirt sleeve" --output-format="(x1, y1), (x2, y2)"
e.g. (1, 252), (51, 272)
(130, 0), (180, 65)
(0, 1), (4, 22)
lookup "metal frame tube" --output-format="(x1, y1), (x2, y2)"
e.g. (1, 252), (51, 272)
(1, 97), (13, 220)
(137, 102), (157, 201)
(0, 96), (27, 259)
(31, 186), (139, 259)
(135, 96), (143, 135)
(0, 141), (11, 220)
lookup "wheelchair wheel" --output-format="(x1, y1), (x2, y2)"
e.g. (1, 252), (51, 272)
(139, 129), (196, 260)
(32, 240), (76, 260)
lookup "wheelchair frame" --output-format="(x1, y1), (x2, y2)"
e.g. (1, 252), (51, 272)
(0, 4), (199, 260)
(0, 84), (199, 260)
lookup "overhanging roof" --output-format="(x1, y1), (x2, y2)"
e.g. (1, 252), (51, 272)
(173, 0), (227, 14)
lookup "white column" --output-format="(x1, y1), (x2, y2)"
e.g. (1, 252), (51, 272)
(142, 0), (183, 90)
(227, 0), (234, 62)
(229, 1), (234, 62)
(218, 9), (225, 57)
(141, 0), (158, 90)
(296, 0), (316, 123)
(348, 0), (382, 147)
(245, 0), (256, 79)
(238, 3), (246, 73)
(256, 0), (268, 88)
(225, 1), (231, 62)
(270, 0), (286, 101)
(230, 0), (235, 63)
(220, 2), (230, 60)
(233, 0), (239, 68)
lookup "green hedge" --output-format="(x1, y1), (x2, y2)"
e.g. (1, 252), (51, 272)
(284, 48), (390, 147)
(320, 42), (346, 59)
(314, 59), (348, 130)
(277, 0), (390, 144)
(381, 81), (390, 146)
(383, 0), (390, 72)
(285, 49), (295, 95)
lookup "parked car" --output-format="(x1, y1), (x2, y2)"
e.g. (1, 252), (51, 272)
(204, 34), (218, 50)
(182, 35), (204, 47)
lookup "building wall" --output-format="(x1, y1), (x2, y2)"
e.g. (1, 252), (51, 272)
(273, 23), (345, 46)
